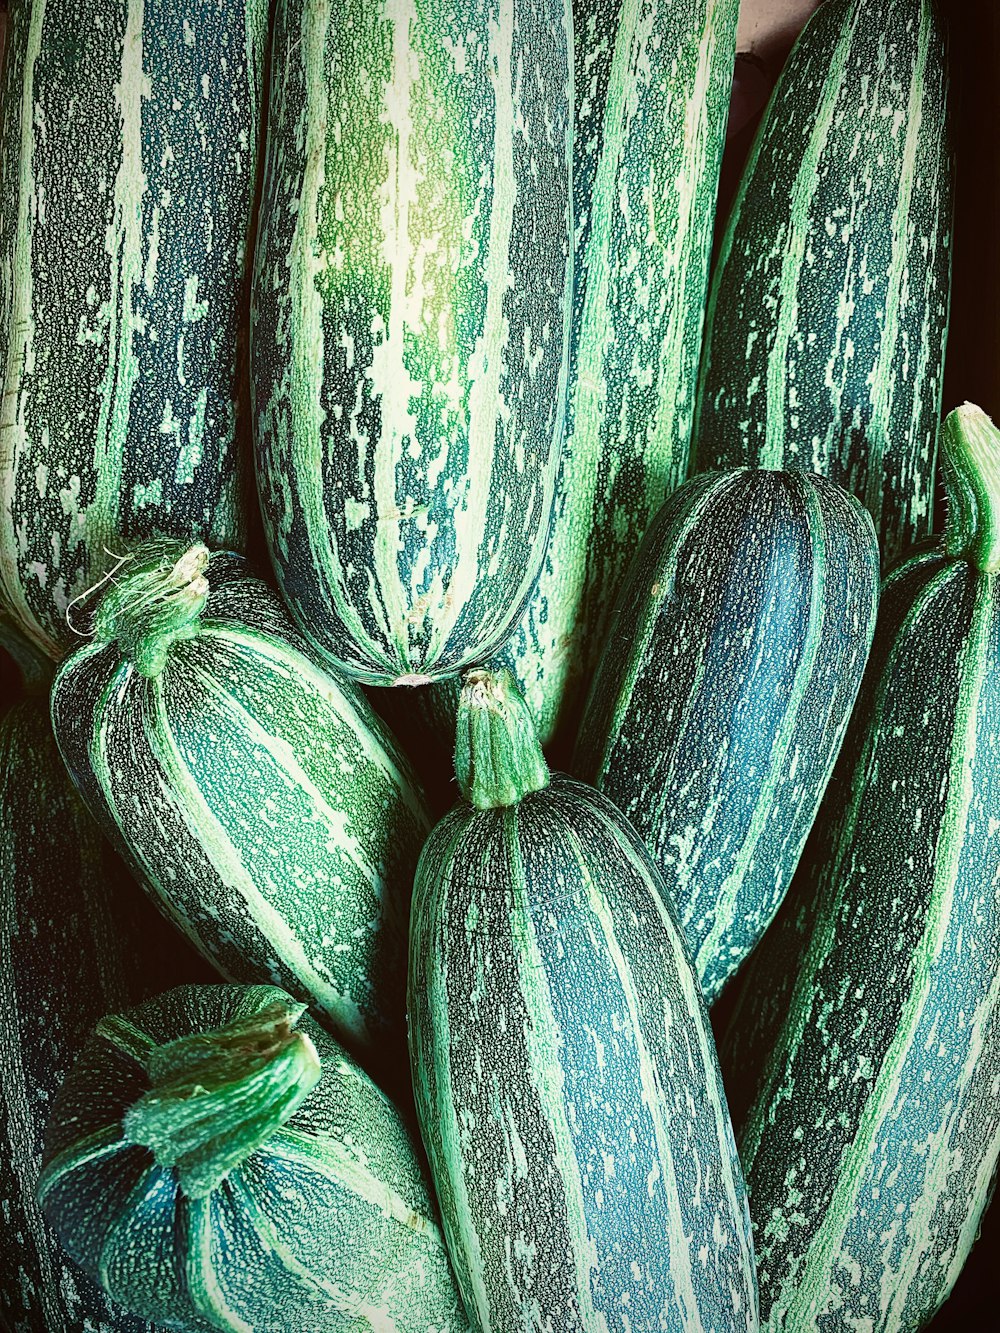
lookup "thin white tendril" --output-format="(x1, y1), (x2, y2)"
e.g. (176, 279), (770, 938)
(64, 547), (136, 638)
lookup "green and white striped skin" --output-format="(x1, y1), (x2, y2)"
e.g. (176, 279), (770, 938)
(50, 542), (430, 1083)
(251, 0), (572, 686)
(497, 0), (739, 750)
(692, 0), (952, 566)
(719, 405), (1000, 1330)
(0, 626), (205, 1333)
(38, 984), (470, 1332)
(573, 468), (879, 1004)
(409, 671), (758, 1332)
(0, 0), (269, 660)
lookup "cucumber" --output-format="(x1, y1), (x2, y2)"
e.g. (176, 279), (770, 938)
(37, 984), (469, 1332)
(409, 669), (758, 1331)
(693, 0), (953, 564)
(500, 0), (739, 749)
(0, 0), (269, 659)
(50, 541), (430, 1082)
(574, 468), (879, 1004)
(720, 405), (1000, 1330)
(251, 0), (573, 686)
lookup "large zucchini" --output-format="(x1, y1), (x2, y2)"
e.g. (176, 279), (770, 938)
(251, 0), (572, 686)
(50, 542), (430, 1082)
(409, 669), (758, 1331)
(574, 469), (879, 1004)
(692, 0), (952, 564)
(38, 984), (469, 1331)
(0, 620), (204, 1332)
(498, 0), (739, 748)
(720, 405), (1000, 1330)
(0, 0), (269, 659)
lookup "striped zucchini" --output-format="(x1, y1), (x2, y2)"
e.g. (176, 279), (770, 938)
(251, 0), (572, 686)
(499, 0), (739, 749)
(0, 0), (269, 660)
(38, 984), (469, 1331)
(0, 623), (203, 1332)
(720, 404), (1000, 1330)
(692, 0), (953, 564)
(574, 469), (879, 1004)
(409, 670), (758, 1331)
(50, 541), (430, 1082)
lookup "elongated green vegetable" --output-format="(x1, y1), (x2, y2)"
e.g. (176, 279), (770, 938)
(409, 669), (758, 1331)
(574, 468), (879, 1003)
(252, 0), (572, 687)
(0, 0), (269, 659)
(38, 984), (470, 1332)
(494, 0), (739, 749)
(51, 542), (429, 1080)
(721, 404), (1000, 1330)
(693, 0), (953, 564)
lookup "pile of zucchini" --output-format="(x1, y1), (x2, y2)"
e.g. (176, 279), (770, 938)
(0, 0), (994, 1330)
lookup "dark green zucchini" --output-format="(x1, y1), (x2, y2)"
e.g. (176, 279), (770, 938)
(50, 542), (430, 1083)
(38, 984), (469, 1331)
(720, 404), (1000, 1329)
(409, 669), (758, 1330)
(693, 0), (953, 564)
(0, 0), (269, 659)
(574, 468), (879, 1004)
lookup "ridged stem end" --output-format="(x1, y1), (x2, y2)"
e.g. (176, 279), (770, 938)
(455, 669), (549, 809)
(93, 542), (211, 677)
(941, 404), (1000, 572)
(122, 999), (321, 1199)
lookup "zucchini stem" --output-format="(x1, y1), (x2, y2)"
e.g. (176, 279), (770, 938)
(93, 541), (211, 677)
(941, 404), (1000, 572)
(455, 668), (549, 809)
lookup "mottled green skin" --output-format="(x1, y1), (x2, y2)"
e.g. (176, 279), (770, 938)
(574, 470), (879, 1004)
(721, 548), (1000, 1329)
(0, 638), (206, 1333)
(409, 774), (758, 1332)
(252, 0), (572, 685)
(497, 0), (738, 749)
(0, 0), (269, 659)
(50, 550), (430, 1083)
(38, 984), (469, 1332)
(693, 0), (952, 566)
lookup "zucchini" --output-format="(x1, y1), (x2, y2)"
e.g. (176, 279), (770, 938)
(50, 541), (430, 1082)
(720, 404), (1000, 1330)
(501, 0), (739, 748)
(0, 0), (269, 659)
(251, 0), (573, 686)
(574, 468), (879, 1004)
(408, 669), (758, 1331)
(692, 0), (953, 564)
(0, 620), (201, 1332)
(38, 984), (469, 1331)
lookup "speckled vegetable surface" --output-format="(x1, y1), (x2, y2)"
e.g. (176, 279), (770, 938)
(574, 468), (880, 1003)
(0, 0), (268, 659)
(721, 406), (1000, 1330)
(38, 984), (470, 1332)
(693, 0), (953, 564)
(50, 542), (430, 1078)
(409, 670), (758, 1331)
(251, 0), (572, 686)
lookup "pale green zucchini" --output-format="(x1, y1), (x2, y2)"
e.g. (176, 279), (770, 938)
(38, 984), (470, 1331)
(409, 670), (758, 1331)
(693, 0), (953, 564)
(720, 405), (1000, 1329)
(251, 0), (573, 686)
(0, 0), (269, 659)
(498, 0), (739, 748)
(574, 468), (880, 1003)
(50, 542), (430, 1083)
